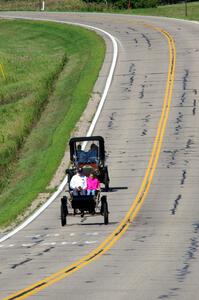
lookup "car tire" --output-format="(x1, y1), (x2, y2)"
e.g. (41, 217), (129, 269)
(61, 196), (68, 226)
(101, 196), (109, 225)
(104, 171), (109, 192)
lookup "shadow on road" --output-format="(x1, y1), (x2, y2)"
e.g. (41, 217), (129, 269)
(101, 186), (128, 193)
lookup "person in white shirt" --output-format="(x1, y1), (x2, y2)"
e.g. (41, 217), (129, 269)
(70, 168), (87, 195)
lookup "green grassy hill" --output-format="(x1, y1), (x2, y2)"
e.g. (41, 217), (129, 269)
(130, 1), (199, 21)
(0, 19), (105, 228)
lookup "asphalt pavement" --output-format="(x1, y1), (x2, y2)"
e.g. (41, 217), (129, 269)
(0, 12), (199, 300)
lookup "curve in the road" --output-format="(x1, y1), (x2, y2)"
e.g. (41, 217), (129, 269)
(3, 22), (176, 300)
(0, 19), (118, 244)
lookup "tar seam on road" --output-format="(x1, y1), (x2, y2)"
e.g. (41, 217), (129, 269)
(3, 21), (176, 300)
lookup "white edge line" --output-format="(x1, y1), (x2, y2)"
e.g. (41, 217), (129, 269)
(0, 16), (118, 243)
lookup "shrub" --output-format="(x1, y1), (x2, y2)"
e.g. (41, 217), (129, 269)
(113, 0), (128, 9)
(133, 0), (159, 8)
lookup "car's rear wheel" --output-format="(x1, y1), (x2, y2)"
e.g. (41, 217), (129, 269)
(61, 196), (68, 226)
(104, 171), (109, 192)
(101, 196), (109, 225)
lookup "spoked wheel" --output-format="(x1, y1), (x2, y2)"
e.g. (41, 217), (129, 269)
(104, 168), (110, 192)
(60, 196), (68, 226)
(101, 195), (109, 225)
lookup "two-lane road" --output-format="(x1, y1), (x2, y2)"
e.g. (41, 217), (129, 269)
(0, 12), (199, 300)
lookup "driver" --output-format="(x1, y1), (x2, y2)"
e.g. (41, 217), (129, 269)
(76, 144), (87, 163)
(70, 168), (87, 196)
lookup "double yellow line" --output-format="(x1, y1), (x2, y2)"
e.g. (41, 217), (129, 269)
(4, 23), (176, 300)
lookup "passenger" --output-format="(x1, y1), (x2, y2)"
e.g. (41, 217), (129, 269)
(70, 168), (87, 196)
(76, 144), (87, 163)
(87, 143), (98, 163)
(87, 172), (100, 196)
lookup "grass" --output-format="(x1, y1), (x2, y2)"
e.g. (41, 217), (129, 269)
(129, 1), (199, 21)
(0, 19), (105, 228)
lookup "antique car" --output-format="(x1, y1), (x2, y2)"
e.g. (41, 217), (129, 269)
(60, 136), (110, 226)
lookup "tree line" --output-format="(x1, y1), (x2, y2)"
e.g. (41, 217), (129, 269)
(83, 0), (195, 9)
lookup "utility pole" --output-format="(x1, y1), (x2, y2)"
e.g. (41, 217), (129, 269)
(39, 0), (45, 11)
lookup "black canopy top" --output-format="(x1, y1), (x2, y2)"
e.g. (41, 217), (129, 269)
(69, 136), (105, 162)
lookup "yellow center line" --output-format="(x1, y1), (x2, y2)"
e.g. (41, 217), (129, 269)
(4, 23), (176, 300)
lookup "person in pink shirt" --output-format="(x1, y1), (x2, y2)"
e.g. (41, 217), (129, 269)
(87, 173), (100, 196)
